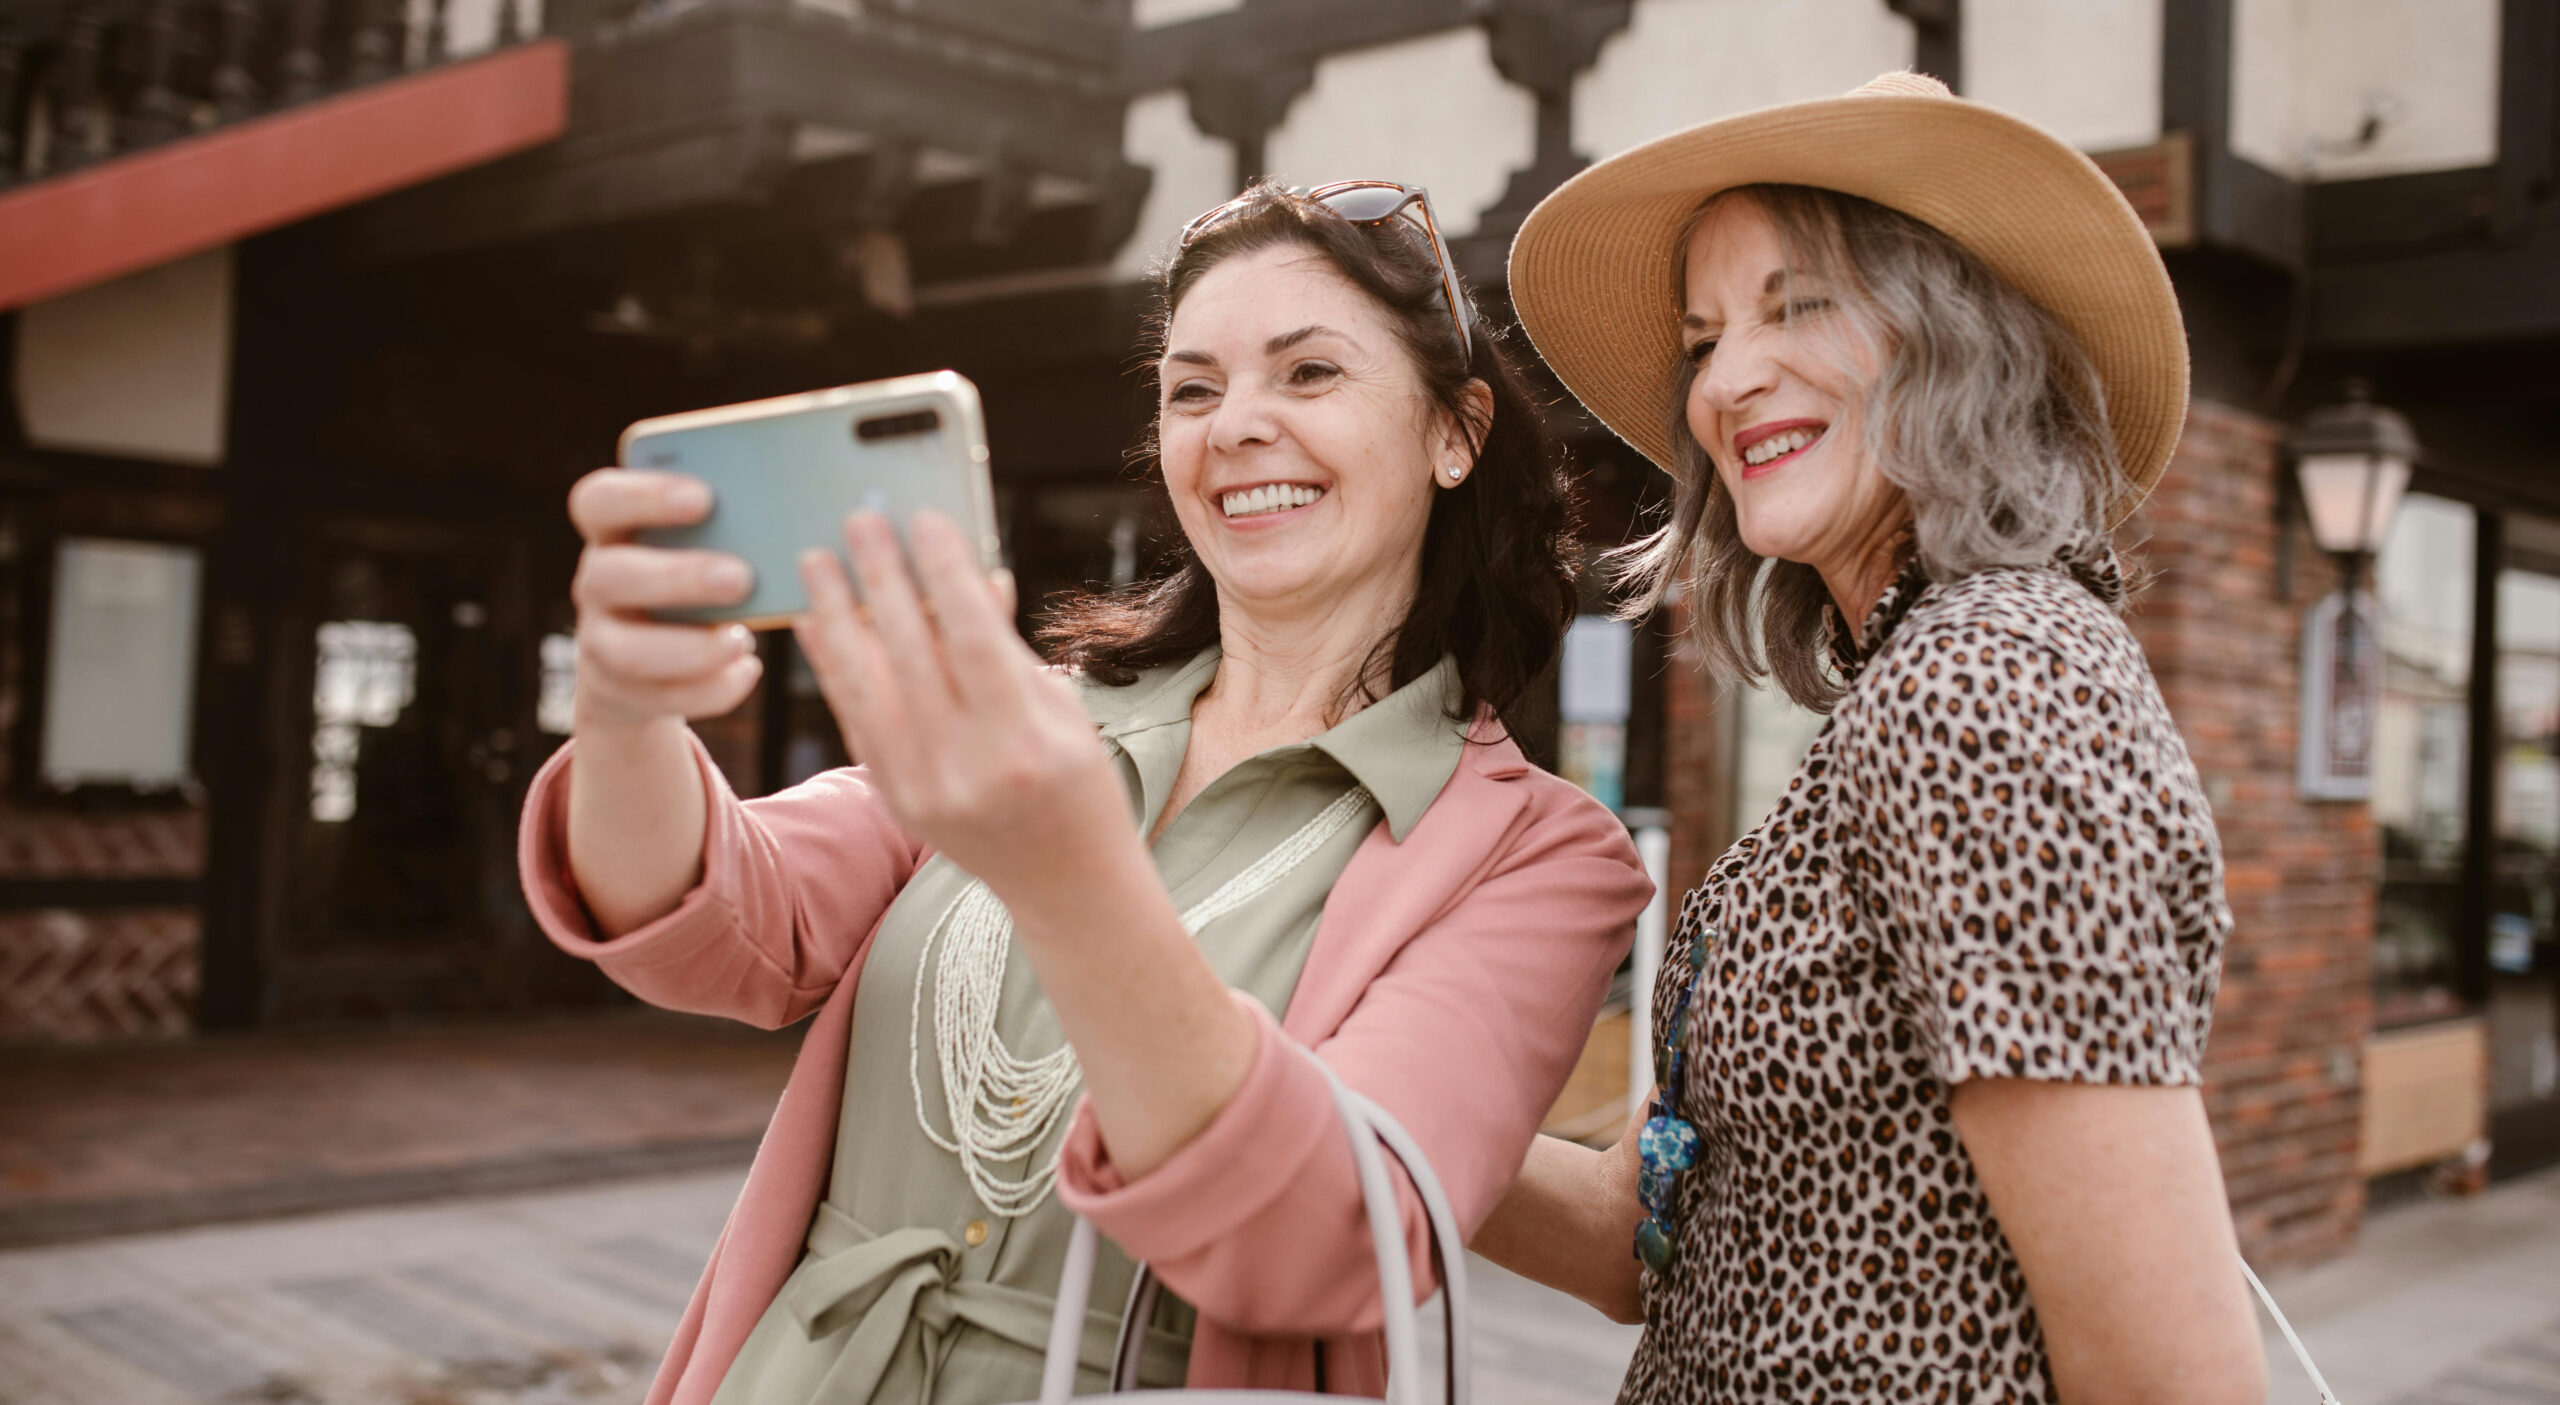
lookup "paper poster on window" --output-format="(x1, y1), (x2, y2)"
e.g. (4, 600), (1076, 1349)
(41, 538), (202, 788)
(2300, 590), (2382, 802)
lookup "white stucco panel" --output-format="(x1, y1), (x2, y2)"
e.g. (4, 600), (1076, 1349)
(1133, 0), (1242, 28)
(2232, 0), (2500, 179)
(1262, 27), (1538, 239)
(15, 247), (234, 467)
(1964, 0), (2162, 151)
(414, 0), (545, 57)
(1575, 0), (1915, 161)
(1113, 89), (1239, 279)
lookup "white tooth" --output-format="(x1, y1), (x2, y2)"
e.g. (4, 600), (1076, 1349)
(1254, 486), (1273, 512)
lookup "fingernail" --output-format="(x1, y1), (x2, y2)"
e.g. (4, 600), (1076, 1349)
(709, 559), (751, 596)
(670, 481), (711, 513)
(725, 624), (755, 654)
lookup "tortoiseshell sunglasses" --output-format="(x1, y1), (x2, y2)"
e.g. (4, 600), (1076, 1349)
(1180, 180), (1476, 363)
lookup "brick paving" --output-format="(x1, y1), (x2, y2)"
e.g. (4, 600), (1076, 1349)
(0, 1166), (1647, 1405)
(0, 1012), (796, 1247)
(0, 1166), (2555, 1404)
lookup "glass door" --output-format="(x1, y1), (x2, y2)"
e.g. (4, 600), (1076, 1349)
(2489, 512), (2560, 1119)
(259, 518), (554, 1022)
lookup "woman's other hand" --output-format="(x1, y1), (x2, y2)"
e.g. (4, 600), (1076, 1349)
(1472, 1120), (1647, 1324)
(566, 468), (762, 731)
(561, 468), (760, 937)
(1953, 1080), (2267, 1405)
(792, 508), (1129, 910)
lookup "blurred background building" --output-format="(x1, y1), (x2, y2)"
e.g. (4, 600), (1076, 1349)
(0, 0), (2555, 1273)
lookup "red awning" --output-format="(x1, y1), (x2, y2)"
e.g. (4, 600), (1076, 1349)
(0, 40), (570, 312)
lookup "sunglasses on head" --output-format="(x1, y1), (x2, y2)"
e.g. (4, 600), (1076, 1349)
(1180, 180), (1476, 363)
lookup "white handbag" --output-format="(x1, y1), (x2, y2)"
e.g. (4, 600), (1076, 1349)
(2248, 1259), (2343, 1404)
(1013, 1056), (1469, 1405)
(1009, 1052), (2337, 1405)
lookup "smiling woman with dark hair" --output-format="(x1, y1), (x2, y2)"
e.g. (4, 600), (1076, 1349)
(517, 177), (1651, 1405)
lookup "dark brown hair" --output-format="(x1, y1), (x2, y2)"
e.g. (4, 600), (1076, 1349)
(1040, 181), (1584, 731)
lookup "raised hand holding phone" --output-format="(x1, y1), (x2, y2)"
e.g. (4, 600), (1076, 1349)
(565, 467), (763, 730)
(791, 508), (1133, 911)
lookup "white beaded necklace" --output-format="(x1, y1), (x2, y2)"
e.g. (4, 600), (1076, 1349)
(908, 783), (1377, 1218)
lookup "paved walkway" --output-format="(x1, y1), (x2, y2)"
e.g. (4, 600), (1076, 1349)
(0, 1161), (2553, 1404)
(0, 1012), (797, 1247)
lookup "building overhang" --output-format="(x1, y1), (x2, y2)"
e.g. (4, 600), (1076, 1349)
(0, 41), (570, 314)
(334, 4), (1148, 270)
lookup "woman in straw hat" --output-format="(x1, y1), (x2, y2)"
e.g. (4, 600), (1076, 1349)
(1472, 74), (2267, 1402)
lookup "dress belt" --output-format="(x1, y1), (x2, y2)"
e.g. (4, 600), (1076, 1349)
(780, 1201), (1190, 1404)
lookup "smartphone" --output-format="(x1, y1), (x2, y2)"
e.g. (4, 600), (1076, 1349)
(621, 371), (1002, 627)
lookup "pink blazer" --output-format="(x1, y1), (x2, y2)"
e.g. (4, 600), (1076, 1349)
(515, 720), (1649, 1403)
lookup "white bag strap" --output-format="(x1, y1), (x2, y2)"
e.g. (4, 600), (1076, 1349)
(2242, 1257), (2341, 1404)
(1037, 1057), (1471, 1405)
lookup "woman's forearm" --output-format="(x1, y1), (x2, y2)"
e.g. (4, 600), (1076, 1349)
(1472, 1130), (1645, 1323)
(1004, 825), (1261, 1181)
(566, 714), (712, 938)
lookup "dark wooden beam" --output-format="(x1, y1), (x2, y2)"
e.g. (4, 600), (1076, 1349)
(1885, 0), (1961, 93)
(337, 7), (1141, 266)
(0, 877), (204, 911)
(2310, 214), (2560, 348)
(2161, 0), (2302, 268)
(2495, 0), (2558, 239)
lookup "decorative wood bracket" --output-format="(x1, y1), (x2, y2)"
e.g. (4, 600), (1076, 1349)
(1180, 55), (1316, 188)
(1472, 0), (1633, 256)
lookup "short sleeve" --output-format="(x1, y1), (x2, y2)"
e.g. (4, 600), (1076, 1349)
(1843, 619), (2226, 1089)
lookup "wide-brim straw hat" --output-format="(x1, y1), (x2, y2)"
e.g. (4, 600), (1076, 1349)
(1508, 72), (2186, 525)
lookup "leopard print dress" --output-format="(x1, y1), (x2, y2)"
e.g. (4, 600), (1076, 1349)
(1618, 549), (2232, 1405)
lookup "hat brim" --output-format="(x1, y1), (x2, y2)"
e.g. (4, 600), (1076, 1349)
(1507, 92), (2187, 526)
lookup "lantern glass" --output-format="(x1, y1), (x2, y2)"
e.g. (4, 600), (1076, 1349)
(2297, 453), (2412, 557)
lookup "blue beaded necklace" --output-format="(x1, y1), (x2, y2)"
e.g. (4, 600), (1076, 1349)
(1633, 923), (1710, 1274)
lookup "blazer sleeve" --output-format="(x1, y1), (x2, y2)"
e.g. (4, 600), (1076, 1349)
(1053, 781), (1650, 1335)
(514, 732), (929, 1030)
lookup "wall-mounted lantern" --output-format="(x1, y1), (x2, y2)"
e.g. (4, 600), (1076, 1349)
(2291, 377), (2420, 583)
(2290, 378), (2422, 802)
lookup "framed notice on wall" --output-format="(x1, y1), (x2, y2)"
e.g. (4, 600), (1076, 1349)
(40, 537), (202, 789)
(2299, 589), (2382, 802)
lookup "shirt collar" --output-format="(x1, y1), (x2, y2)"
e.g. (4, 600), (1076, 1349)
(1079, 647), (1468, 843)
(1311, 654), (1467, 842)
(1823, 533), (2131, 683)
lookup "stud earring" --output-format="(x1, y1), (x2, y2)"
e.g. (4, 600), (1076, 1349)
(1445, 463), (1466, 483)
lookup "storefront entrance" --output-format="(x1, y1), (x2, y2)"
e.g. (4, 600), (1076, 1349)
(2487, 515), (2560, 1155)
(252, 517), (580, 1024)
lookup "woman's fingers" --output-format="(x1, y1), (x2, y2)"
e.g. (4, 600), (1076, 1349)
(575, 618), (761, 727)
(793, 546), (900, 764)
(907, 511), (1033, 713)
(568, 468), (711, 545)
(581, 614), (757, 686)
(573, 544), (753, 615)
(839, 514), (959, 720)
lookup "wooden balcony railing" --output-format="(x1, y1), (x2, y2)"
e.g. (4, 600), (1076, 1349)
(0, 0), (539, 190)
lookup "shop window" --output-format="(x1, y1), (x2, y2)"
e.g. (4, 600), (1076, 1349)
(309, 621), (418, 822)
(2489, 513), (2560, 1106)
(537, 632), (577, 735)
(39, 538), (202, 790)
(2372, 493), (2479, 1025)
(1733, 682), (1824, 839)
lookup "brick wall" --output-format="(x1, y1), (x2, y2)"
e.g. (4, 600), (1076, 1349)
(0, 801), (206, 1044)
(1652, 397), (2380, 1268)
(2120, 398), (2377, 1267)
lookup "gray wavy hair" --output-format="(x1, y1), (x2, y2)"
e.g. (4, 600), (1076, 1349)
(1612, 183), (2132, 711)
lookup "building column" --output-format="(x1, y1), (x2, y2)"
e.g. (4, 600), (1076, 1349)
(2122, 397), (2378, 1267)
